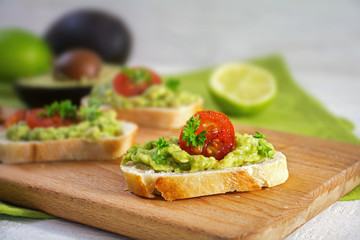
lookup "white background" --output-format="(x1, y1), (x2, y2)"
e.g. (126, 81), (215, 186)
(0, 0), (359, 239)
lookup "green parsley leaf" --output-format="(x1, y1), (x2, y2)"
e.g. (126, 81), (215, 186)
(58, 100), (78, 120)
(42, 101), (59, 117)
(121, 67), (133, 78)
(152, 137), (170, 165)
(38, 100), (77, 120)
(165, 79), (180, 92)
(153, 149), (167, 164)
(122, 67), (152, 85)
(258, 139), (273, 158)
(182, 116), (207, 147)
(196, 130), (207, 146)
(254, 131), (267, 139)
(154, 136), (170, 150)
(79, 98), (103, 121)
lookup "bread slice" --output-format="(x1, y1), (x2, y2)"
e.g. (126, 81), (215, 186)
(0, 121), (138, 164)
(82, 97), (203, 129)
(120, 151), (288, 201)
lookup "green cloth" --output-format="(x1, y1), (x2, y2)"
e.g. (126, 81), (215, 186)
(170, 55), (360, 144)
(339, 186), (360, 201)
(0, 55), (358, 219)
(0, 201), (55, 219)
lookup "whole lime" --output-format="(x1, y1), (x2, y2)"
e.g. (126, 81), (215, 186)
(0, 28), (53, 82)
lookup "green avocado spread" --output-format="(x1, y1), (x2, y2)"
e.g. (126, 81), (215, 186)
(6, 110), (123, 142)
(121, 133), (276, 173)
(91, 82), (201, 109)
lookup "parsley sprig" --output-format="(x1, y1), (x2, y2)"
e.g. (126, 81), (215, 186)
(182, 116), (207, 147)
(37, 99), (102, 122)
(153, 137), (170, 164)
(154, 136), (170, 149)
(254, 131), (273, 158)
(165, 79), (180, 92)
(122, 67), (152, 85)
(80, 98), (102, 121)
(39, 100), (77, 120)
(254, 131), (267, 139)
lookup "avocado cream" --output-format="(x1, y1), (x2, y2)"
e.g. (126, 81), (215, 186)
(91, 83), (201, 109)
(121, 133), (276, 173)
(6, 110), (123, 142)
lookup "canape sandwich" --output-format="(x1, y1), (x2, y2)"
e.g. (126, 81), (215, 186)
(0, 100), (137, 164)
(84, 67), (203, 129)
(121, 110), (288, 200)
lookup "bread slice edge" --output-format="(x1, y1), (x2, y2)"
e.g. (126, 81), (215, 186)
(0, 121), (138, 164)
(82, 96), (203, 129)
(120, 151), (288, 201)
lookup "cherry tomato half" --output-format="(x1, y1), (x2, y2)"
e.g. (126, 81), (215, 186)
(113, 67), (162, 97)
(179, 111), (236, 160)
(25, 109), (79, 129)
(4, 110), (27, 128)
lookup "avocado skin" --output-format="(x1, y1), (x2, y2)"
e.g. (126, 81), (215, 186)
(45, 9), (131, 64)
(14, 83), (91, 108)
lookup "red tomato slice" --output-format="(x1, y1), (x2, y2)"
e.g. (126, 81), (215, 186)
(25, 109), (79, 129)
(179, 111), (236, 160)
(113, 67), (162, 97)
(4, 110), (27, 128)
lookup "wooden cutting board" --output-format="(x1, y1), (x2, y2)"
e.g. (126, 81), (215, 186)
(0, 125), (359, 240)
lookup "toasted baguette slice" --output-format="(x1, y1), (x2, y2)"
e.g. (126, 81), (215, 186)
(121, 151), (288, 201)
(82, 97), (203, 129)
(0, 121), (138, 164)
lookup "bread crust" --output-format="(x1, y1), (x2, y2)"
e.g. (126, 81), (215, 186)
(113, 100), (203, 129)
(82, 97), (203, 129)
(0, 122), (138, 164)
(121, 151), (288, 201)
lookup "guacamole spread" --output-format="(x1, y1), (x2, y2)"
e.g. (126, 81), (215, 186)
(6, 110), (123, 142)
(91, 82), (201, 109)
(121, 133), (276, 173)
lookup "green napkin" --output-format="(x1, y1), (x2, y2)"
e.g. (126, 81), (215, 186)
(339, 186), (360, 201)
(0, 201), (55, 219)
(0, 55), (358, 219)
(171, 55), (360, 144)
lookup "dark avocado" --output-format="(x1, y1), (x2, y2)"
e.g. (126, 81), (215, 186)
(15, 48), (119, 108)
(14, 64), (119, 108)
(45, 9), (132, 64)
(14, 83), (91, 108)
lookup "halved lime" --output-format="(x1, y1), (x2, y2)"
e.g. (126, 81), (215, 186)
(209, 63), (277, 116)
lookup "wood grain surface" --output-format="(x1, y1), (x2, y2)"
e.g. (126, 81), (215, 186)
(0, 125), (359, 240)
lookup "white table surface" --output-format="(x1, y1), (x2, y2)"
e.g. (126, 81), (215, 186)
(0, 0), (359, 239)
